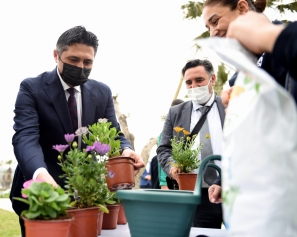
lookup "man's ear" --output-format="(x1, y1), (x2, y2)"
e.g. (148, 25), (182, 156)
(53, 50), (58, 63)
(211, 74), (216, 86)
(237, 0), (249, 14)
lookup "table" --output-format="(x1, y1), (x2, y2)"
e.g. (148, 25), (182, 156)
(100, 224), (227, 237)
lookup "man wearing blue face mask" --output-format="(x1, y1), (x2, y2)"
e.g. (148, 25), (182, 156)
(157, 59), (225, 229)
(11, 26), (144, 237)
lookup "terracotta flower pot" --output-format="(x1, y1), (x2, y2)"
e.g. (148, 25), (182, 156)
(117, 203), (127, 225)
(102, 204), (120, 229)
(22, 215), (73, 237)
(177, 173), (197, 191)
(106, 156), (135, 191)
(66, 206), (100, 237)
(97, 211), (104, 236)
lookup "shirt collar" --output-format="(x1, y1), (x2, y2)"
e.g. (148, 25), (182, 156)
(56, 67), (81, 92)
(192, 91), (215, 111)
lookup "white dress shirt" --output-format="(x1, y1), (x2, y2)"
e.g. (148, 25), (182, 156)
(190, 92), (223, 170)
(33, 68), (83, 179)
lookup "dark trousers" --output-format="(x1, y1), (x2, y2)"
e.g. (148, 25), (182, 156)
(19, 217), (25, 237)
(193, 188), (223, 228)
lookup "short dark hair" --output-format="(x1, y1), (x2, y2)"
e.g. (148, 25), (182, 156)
(203, 0), (266, 13)
(56, 26), (99, 56)
(181, 59), (214, 77)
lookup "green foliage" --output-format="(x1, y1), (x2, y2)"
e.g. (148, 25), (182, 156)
(181, 1), (204, 19)
(214, 63), (229, 95)
(170, 127), (202, 173)
(82, 119), (122, 157)
(14, 181), (70, 220)
(276, 1), (297, 13)
(58, 148), (111, 212)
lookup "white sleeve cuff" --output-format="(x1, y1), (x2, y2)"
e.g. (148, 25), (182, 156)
(33, 167), (48, 180)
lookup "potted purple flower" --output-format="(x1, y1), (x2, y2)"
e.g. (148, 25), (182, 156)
(53, 132), (116, 237)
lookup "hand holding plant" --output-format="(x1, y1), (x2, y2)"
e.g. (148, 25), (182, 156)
(14, 179), (71, 220)
(170, 126), (209, 173)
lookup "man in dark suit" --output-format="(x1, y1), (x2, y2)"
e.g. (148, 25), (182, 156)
(157, 59), (225, 228)
(11, 26), (144, 236)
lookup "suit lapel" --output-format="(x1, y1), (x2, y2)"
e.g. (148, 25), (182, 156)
(43, 69), (73, 134)
(216, 97), (225, 128)
(81, 82), (96, 127)
(181, 101), (192, 132)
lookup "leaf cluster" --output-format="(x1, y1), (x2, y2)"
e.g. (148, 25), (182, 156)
(14, 182), (70, 220)
(170, 130), (202, 173)
(58, 148), (112, 213)
(82, 120), (122, 157)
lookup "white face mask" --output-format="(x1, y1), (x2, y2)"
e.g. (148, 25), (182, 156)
(187, 80), (212, 104)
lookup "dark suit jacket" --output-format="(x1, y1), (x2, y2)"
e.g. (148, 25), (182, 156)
(11, 68), (132, 215)
(157, 97), (225, 177)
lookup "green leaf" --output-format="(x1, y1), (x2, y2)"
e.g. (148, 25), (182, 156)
(76, 175), (83, 186)
(44, 206), (57, 219)
(55, 194), (69, 202)
(44, 191), (59, 203)
(24, 211), (41, 219)
(13, 197), (30, 205)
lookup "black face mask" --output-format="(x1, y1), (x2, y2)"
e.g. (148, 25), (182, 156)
(60, 61), (91, 87)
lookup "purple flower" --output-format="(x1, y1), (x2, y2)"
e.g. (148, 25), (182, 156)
(52, 144), (69, 153)
(86, 142), (110, 155)
(94, 142), (110, 155)
(108, 171), (115, 178)
(64, 134), (75, 143)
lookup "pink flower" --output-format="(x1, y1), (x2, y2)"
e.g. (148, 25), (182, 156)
(52, 144), (69, 153)
(22, 179), (44, 198)
(64, 134), (75, 143)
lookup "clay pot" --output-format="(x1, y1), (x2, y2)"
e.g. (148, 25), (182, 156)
(177, 173), (197, 191)
(106, 156), (135, 191)
(22, 215), (73, 237)
(102, 204), (120, 229)
(117, 203), (127, 225)
(97, 211), (104, 236)
(66, 206), (100, 237)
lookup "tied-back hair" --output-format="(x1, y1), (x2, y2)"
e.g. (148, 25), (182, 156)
(56, 26), (99, 56)
(182, 59), (214, 77)
(203, 0), (267, 13)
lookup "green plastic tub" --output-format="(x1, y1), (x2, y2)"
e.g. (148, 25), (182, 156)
(116, 155), (221, 237)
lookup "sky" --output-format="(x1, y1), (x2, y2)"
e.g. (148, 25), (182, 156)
(0, 0), (296, 163)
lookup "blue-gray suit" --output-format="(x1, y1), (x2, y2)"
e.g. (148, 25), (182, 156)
(10, 68), (132, 216)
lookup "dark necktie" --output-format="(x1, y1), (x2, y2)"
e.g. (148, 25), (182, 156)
(67, 88), (78, 133)
(198, 106), (217, 186)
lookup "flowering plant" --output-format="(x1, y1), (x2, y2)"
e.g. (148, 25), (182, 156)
(53, 133), (115, 212)
(14, 179), (71, 220)
(170, 127), (209, 173)
(81, 118), (122, 157)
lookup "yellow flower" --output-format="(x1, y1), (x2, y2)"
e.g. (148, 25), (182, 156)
(205, 134), (210, 139)
(186, 136), (191, 141)
(183, 130), (190, 135)
(174, 127), (184, 133)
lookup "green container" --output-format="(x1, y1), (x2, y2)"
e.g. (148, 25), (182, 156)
(116, 155), (221, 237)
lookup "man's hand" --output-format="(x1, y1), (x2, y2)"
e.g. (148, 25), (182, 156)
(36, 171), (58, 188)
(121, 149), (145, 175)
(144, 175), (151, 180)
(169, 166), (180, 180)
(208, 184), (222, 204)
(221, 87), (233, 109)
(161, 186), (169, 190)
